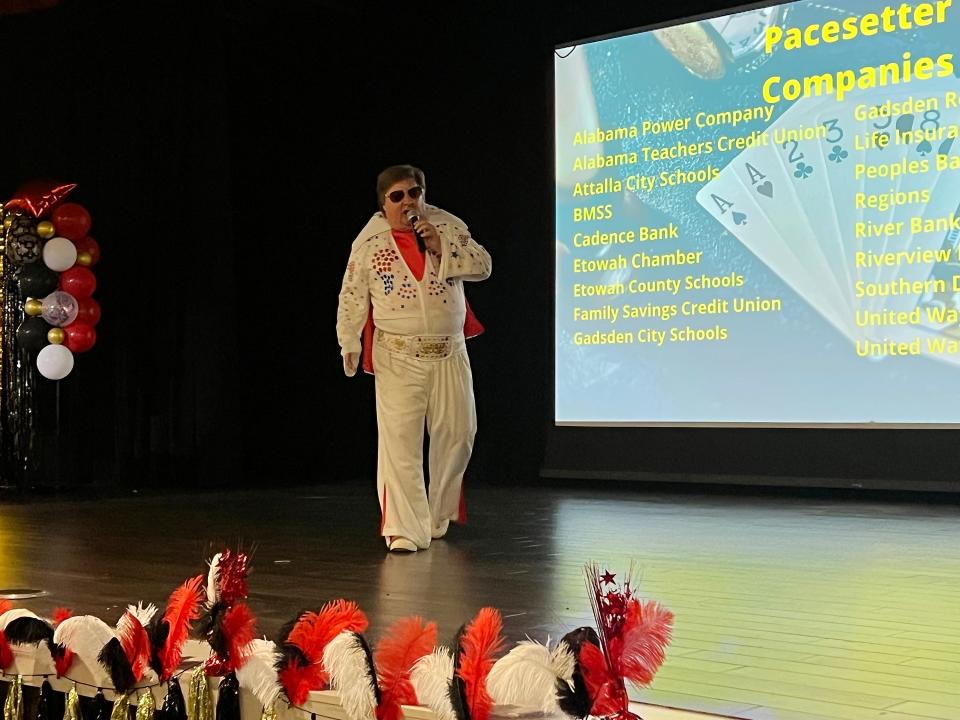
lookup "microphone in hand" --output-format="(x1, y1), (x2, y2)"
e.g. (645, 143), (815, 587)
(405, 209), (426, 252)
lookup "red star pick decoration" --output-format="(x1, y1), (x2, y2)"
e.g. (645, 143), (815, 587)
(600, 569), (617, 585)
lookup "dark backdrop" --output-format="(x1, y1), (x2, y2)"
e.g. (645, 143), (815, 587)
(1, 0), (955, 493)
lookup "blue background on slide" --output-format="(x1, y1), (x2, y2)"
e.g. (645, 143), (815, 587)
(555, 0), (960, 424)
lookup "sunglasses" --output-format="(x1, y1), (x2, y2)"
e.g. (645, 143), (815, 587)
(386, 186), (423, 203)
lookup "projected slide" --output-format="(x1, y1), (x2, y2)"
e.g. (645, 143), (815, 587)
(555, 0), (960, 425)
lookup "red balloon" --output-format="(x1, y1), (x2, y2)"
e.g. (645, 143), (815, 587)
(63, 322), (96, 353)
(51, 203), (91, 241)
(59, 266), (97, 299)
(74, 235), (100, 266)
(76, 297), (101, 327)
(4, 180), (76, 218)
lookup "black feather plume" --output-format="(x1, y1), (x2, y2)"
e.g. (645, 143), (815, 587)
(352, 632), (382, 705)
(146, 614), (171, 678)
(192, 601), (224, 642)
(273, 642), (308, 674)
(556, 627), (599, 719)
(273, 609), (313, 681)
(448, 624), (470, 720)
(200, 603), (230, 658)
(98, 637), (136, 693)
(274, 608), (312, 645)
(4, 617), (54, 645)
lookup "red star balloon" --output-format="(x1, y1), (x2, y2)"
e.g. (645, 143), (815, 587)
(4, 180), (76, 218)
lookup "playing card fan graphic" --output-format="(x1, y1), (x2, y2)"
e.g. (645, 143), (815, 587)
(697, 75), (960, 363)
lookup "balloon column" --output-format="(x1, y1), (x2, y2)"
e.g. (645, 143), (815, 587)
(3, 181), (102, 381)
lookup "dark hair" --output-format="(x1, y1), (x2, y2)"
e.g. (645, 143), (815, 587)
(376, 164), (426, 208)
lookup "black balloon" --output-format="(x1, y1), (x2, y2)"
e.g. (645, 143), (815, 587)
(18, 262), (59, 299)
(6, 233), (41, 265)
(16, 317), (50, 354)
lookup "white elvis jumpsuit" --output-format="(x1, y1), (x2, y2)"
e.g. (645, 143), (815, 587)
(336, 205), (492, 548)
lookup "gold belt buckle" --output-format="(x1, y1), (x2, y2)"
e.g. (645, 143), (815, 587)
(415, 336), (451, 358)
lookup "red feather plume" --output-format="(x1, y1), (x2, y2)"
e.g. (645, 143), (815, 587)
(221, 602), (258, 672)
(619, 600), (673, 686)
(54, 647), (74, 678)
(374, 616), (438, 720)
(579, 641), (627, 717)
(288, 599), (368, 663)
(0, 630), (12, 670)
(278, 657), (325, 706)
(279, 599), (368, 699)
(456, 607), (505, 720)
(116, 611), (152, 682)
(581, 563), (673, 720)
(50, 607), (74, 677)
(0, 600), (12, 616)
(159, 575), (204, 680)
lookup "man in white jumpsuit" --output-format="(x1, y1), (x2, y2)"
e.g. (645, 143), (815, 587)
(336, 165), (492, 552)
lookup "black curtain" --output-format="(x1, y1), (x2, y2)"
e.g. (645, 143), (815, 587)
(1, 0), (768, 492)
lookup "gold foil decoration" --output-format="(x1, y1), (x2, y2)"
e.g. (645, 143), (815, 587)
(3, 678), (14, 720)
(188, 667), (212, 720)
(259, 707), (277, 720)
(4, 675), (23, 720)
(110, 692), (131, 720)
(63, 686), (81, 720)
(135, 692), (155, 720)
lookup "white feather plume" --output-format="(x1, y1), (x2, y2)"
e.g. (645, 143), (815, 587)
(323, 631), (377, 720)
(409, 647), (456, 720)
(0, 609), (39, 630)
(487, 639), (575, 713)
(551, 639), (576, 690)
(125, 602), (158, 627)
(206, 552), (222, 606)
(236, 638), (283, 710)
(52, 615), (116, 660)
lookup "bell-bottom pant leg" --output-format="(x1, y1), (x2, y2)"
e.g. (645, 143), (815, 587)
(374, 343), (432, 549)
(426, 348), (477, 531)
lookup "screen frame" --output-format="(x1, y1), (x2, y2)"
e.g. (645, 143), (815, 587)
(551, 0), (960, 429)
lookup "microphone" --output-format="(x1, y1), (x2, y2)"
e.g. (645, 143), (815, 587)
(405, 209), (425, 252)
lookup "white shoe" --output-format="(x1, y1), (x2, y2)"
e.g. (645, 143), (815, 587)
(431, 520), (450, 539)
(388, 537), (418, 552)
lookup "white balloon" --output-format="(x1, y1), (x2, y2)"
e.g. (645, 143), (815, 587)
(42, 236), (78, 272)
(36, 344), (74, 380)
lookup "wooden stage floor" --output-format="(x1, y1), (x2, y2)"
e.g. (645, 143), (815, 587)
(0, 480), (957, 720)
